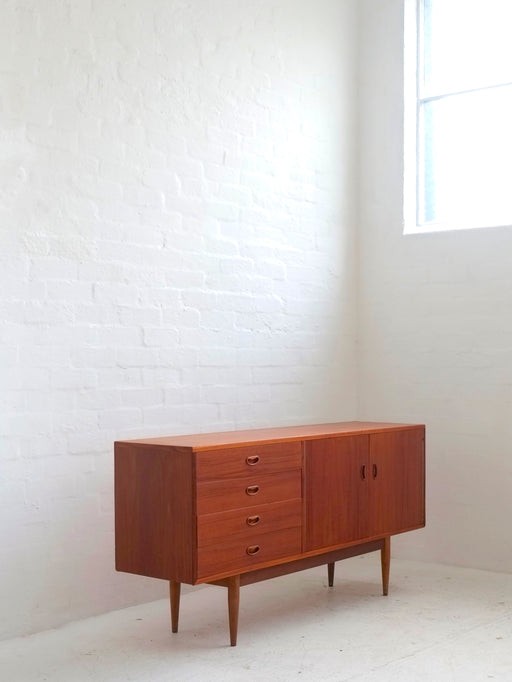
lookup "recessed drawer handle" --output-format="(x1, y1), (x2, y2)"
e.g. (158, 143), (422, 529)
(246, 515), (260, 526)
(246, 545), (260, 556)
(246, 455), (260, 466)
(246, 485), (259, 496)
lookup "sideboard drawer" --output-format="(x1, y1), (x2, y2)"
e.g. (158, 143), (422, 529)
(197, 498), (302, 547)
(196, 469), (302, 515)
(196, 441), (302, 481)
(197, 526), (302, 578)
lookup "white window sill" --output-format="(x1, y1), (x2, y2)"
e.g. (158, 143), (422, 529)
(404, 220), (512, 235)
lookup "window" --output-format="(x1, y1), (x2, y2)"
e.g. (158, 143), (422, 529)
(404, 0), (512, 233)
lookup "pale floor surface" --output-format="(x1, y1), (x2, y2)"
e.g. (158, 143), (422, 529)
(1, 556), (512, 682)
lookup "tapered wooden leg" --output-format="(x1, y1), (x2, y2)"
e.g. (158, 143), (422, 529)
(381, 536), (390, 596)
(227, 575), (240, 646)
(327, 562), (335, 587)
(170, 580), (181, 633)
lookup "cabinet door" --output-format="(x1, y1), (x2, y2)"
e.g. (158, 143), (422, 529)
(368, 428), (425, 536)
(304, 435), (369, 551)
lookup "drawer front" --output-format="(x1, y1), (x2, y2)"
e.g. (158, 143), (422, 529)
(196, 441), (302, 481)
(197, 526), (302, 578)
(196, 469), (302, 515)
(197, 499), (302, 547)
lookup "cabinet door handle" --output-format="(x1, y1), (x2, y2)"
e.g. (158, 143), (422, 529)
(246, 455), (260, 466)
(361, 465), (366, 480)
(246, 545), (260, 556)
(372, 464), (378, 479)
(246, 515), (261, 526)
(246, 485), (259, 496)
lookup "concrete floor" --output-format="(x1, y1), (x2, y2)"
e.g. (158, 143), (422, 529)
(1, 555), (512, 682)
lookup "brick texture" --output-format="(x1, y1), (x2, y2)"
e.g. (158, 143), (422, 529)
(0, 0), (359, 638)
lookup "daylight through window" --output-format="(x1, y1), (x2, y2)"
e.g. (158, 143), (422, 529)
(406, 0), (512, 233)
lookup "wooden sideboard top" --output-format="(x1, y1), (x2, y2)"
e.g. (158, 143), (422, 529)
(116, 421), (424, 452)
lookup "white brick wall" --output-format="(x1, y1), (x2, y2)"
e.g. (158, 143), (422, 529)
(0, 0), (359, 638)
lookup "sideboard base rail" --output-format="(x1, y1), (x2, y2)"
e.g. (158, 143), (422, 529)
(169, 536), (390, 646)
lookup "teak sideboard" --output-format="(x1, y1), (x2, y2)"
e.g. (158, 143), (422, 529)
(115, 421), (425, 645)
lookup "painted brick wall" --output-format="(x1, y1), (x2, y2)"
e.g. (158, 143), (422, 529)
(0, 0), (359, 637)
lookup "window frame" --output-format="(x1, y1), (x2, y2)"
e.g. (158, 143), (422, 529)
(403, 0), (512, 235)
